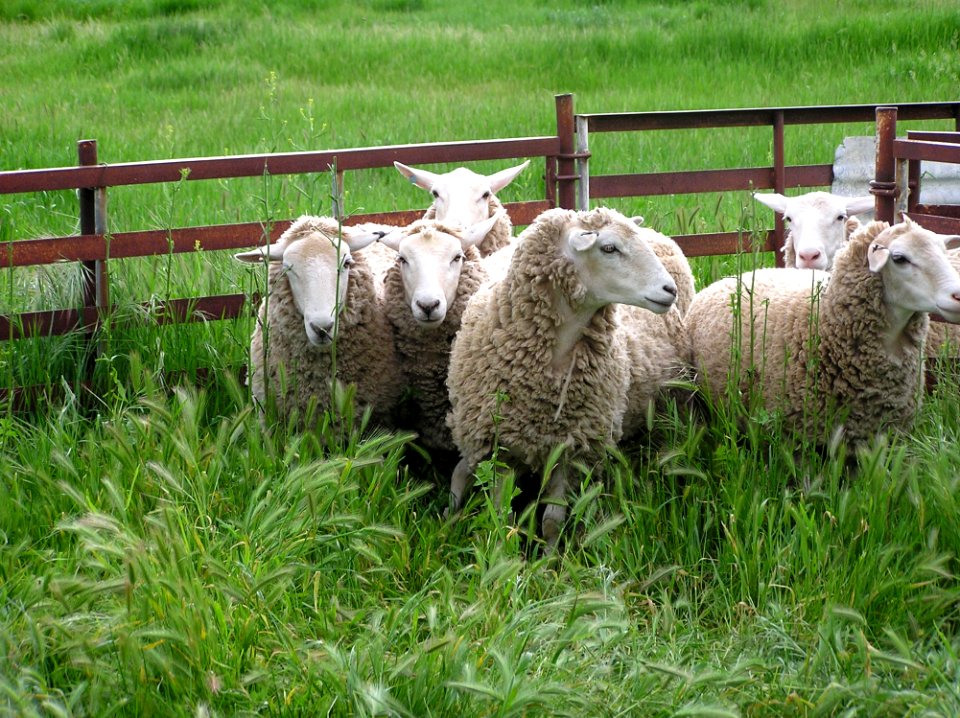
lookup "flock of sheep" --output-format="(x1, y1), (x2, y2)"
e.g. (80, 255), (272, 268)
(235, 162), (960, 547)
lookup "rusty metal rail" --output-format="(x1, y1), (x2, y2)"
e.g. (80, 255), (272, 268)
(576, 101), (960, 263)
(3, 94), (960, 404)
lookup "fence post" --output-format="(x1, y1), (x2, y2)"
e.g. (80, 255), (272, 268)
(772, 110), (785, 266)
(576, 115), (590, 211)
(872, 107), (898, 223)
(78, 139), (109, 383)
(555, 93), (576, 210)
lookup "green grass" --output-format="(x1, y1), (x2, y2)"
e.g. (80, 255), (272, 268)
(3, 0), (960, 714)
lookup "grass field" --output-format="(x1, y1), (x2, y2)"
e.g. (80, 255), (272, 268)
(3, 0), (960, 715)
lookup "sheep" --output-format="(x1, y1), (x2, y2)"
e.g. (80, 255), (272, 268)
(235, 216), (403, 429)
(754, 191), (874, 270)
(394, 160), (529, 257)
(926, 248), (960, 363)
(374, 212), (507, 454)
(685, 216), (960, 448)
(445, 206), (684, 547)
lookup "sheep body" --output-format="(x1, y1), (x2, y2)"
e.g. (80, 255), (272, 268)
(687, 219), (960, 446)
(244, 216), (402, 428)
(446, 207), (681, 543)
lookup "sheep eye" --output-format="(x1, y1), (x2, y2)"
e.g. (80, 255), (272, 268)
(783, 215), (792, 223)
(891, 253), (909, 265)
(481, 191), (491, 200)
(431, 189), (440, 199)
(342, 256), (354, 269)
(836, 214), (847, 222)
(600, 244), (619, 255)
(452, 253), (465, 264)
(398, 255), (409, 266)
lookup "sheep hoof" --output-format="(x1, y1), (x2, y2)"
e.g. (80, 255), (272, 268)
(541, 504), (565, 550)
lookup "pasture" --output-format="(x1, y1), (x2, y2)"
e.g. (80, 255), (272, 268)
(3, 0), (960, 715)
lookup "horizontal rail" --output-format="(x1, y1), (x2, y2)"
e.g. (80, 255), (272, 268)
(674, 230), (775, 257)
(0, 293), (253, 341)
(893, 138), (960, 164)
(906, 131), (960, 143)
(1, 200), (552, 268)
(579, 102), (960, 133)
(906, 211), (960, 235)
(589, 165), (833, 199)
(0, 137), (561, 195)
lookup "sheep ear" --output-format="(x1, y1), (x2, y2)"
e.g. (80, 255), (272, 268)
(630, 215), (645, 227)
(343, 223), (391, 251)
(394, 161), (440, 192)
(377, 227), (404, 251)
(754, 192), (789, 214)
(941, 234), (960, 250)
(845, 196), (875, 216)
(487, 160), (530, 193)
(234, 244), (284, 263)
(460, 209), (505, 249)
(868, 242), (889, 272)
(568, 229), (599, 252)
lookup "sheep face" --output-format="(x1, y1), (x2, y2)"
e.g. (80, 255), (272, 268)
(755, 191), (874, 270)
(563, 220), (677, 314)
(235, 219), (381, 348)
(379, 213), (503, 326)
(394, 160), (529, 228)
(867, 218), (960, 321)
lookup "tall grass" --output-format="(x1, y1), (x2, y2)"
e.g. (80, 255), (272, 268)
(4, 1), (960, 714)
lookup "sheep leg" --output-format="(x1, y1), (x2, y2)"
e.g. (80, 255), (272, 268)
(540, 466), (569, 550)
(444, 457), (475, 519)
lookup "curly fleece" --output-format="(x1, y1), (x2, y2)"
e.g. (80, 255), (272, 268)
(447, 206), (689, 470)
(249, 220), (402, 429)
(423, 193), (512, 257)
(381, 220), (489, 450)
(687, 220), (929, 446)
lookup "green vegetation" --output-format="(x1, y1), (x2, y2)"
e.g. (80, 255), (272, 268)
(3, 0), (960, 714)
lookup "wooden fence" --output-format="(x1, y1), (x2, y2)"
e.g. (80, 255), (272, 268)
(1, 94), (959, 403)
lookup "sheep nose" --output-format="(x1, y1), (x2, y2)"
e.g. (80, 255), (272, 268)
(798, 249), (821, 263)
(663, 283), (677, 297)
(310, 321), (333, 340)
(417, 299), (441, 317)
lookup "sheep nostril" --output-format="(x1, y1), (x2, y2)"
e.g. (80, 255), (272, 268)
(799, 250), (821, 262)
(417, 299), (441, 316)
(310, 322), (332, 339)
(663, 284), (677, 297)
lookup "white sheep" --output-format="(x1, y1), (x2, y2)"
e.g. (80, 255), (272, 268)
(394, 160), (529, 256)
(754, 191), (874, 270)
(686, 216), (960, 447)
(926, 248), (960, 363)
(373, 213), (507, 453)
(235, 216), (402, 429)
(446, 206), (685, 547)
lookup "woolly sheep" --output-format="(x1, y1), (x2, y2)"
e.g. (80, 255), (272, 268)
(236, 216), (402, 428)
(754, 191), (874, 270)
(374, 213), (507, 452)
(686, 217), (960, 447)
(446, 206), (684, 547)
(394, 160), (529, 257)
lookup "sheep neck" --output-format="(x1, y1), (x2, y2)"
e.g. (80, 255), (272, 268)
(551, 295), (602, 372)
(881, 303), (918, 353)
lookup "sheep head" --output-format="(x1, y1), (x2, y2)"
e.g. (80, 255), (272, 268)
(864, 216), (960, 322)
(755, 191), (874, 270)
(562, 208), (677, 314)
(378, 212), (503, 326)
(235, 216), (382, 348)
(394, 160), (528, 229)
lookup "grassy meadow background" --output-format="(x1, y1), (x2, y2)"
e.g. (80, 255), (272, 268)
(3, 0), (960, 715)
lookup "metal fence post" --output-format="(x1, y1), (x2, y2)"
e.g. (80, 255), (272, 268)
(555, 94), (576, 210)
(77, 139), (109, 382)
(576, 115), (590, 211)
(872, 107), (898, 223)
(772, 110), (785, 266)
